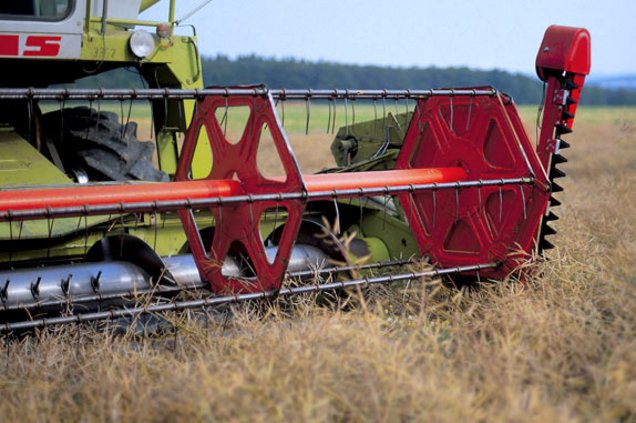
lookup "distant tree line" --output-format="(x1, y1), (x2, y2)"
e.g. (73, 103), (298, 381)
(201, 55), (635, 106)
(202, 55), (545, 103)
(73, 55), (636, 105)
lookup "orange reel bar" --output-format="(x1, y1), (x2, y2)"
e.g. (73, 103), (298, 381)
(0, 168), (466, 213)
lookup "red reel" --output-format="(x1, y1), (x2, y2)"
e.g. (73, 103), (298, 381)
(175, 91), (305, 294)
(396, 90), (550, 279)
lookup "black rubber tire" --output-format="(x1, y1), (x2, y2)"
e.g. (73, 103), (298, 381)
(41, 106), (169, 182)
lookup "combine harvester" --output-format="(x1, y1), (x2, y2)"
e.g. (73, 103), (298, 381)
(0, 1), (590, 332)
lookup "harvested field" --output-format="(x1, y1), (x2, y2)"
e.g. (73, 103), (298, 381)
(1, 105), (635, 422)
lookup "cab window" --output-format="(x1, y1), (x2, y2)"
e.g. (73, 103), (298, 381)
(0, 0), (73, 20)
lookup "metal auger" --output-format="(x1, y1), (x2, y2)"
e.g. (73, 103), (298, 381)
(1, 262), (498, 332)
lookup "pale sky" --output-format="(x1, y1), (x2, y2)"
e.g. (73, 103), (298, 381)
(142, 0), (635, 77)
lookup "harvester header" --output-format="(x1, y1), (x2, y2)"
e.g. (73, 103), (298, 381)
(0, 21), (590, 332)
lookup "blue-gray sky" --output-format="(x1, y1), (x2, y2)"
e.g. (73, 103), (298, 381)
(142, 0), (635, 76)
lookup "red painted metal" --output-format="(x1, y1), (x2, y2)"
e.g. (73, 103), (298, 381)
(0, 168), (465, 213)
(535, 25), (591, 170)
(0, 35), (19, 56)
(536, 25), (591, 82)
(175, 91), (307, 294)
(0, 180), (242, 211)
(0, 26), (591, 291)
(395, 90), (550, 279)
(172, 93), (465, 294)
(302, 168), (466, 192)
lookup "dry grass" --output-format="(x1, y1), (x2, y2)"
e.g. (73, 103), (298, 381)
(1, 106), (635, 422)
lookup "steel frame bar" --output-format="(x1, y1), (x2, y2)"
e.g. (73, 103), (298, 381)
(1, 262), (496, 332)
(0, 88), (499, 101)
(0, 258), (418, 313)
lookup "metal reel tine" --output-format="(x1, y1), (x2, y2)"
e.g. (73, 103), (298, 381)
(381, 93), (387, 137)
(273, 201), (279, 239)
(455, 184), (460, 222)
(405, 91), (411, 115)
(305, 90), (311, 135)
(47, 212), (55, 259)
(498, 181), (504, 223)
(125, 96), (134, 136)
(26, 91), (33, 144)
(59, 97), (65, 145)
(536, 81), (547, 145)
(382, 187), (389, 230)
(119, 98), (125, 138)
(351, 97), (356, 129)
(95, 96), (101, 132)
(281, 96), (286, 128)
(7, 214), (13, 265)
(407, 186), (426, 236)
(218, 205), (223, 245)
(184, 203), (195, 251)
(163, 92), (170, 131)
(358, 190), (365, 228)
(133, 209), (142, 230)
(477, 180), (483, 212)
(193, 88), (201, 118)
(416, 101), (424, 133)
(466, 89), (475, 131)
(148, 99), (155, 140)
(223, 91), (229, 137)
(251, 95), (258, 135)
(280, 88), (286, 128)
(248, 195), (255, 228)
(432, 184), (437, 228)
(408, 189), (416, 225)
(326, 97), (332, 134)
(520, 185), (527, 220)
(373, 98), (378, 136)
(118, 214), (126, 254)
(152, 208), (159, 251)
(344, 92), (349, 137)
(83, 209), (89, 255)
(86, 98), (94, 139)
(449, 90), (454, 133)
(332, 195), (341, 235)
(331, 92), (337, 134)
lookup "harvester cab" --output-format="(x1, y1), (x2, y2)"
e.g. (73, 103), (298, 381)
(0, 0), (211, 271)
(0, 2), (591, 332)
(0, 0), (203, 182)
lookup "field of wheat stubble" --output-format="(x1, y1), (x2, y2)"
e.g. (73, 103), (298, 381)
(0, 105), (634, 422)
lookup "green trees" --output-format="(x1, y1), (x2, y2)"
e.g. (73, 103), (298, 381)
(201, 55), (635, 105)
(70, 55), (636, 105)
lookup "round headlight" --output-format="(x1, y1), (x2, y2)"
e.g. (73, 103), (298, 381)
(129, 30), (156, 58)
